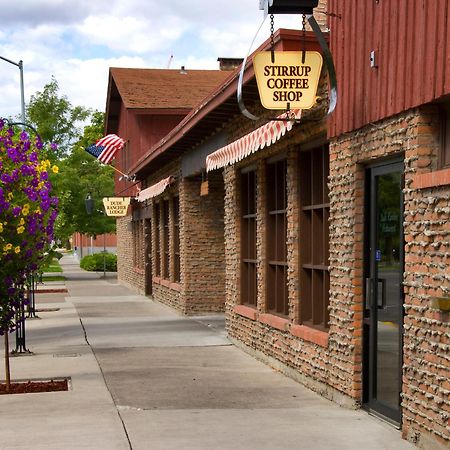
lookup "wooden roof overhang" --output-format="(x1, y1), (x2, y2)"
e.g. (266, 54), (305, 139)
(132, 29), (323, 179)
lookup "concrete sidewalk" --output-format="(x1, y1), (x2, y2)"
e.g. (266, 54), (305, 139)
(0, 254), (415, 449)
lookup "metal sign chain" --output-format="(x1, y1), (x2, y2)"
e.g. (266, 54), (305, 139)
(302, 14), (307, 64)
(270, 14), (275, 63)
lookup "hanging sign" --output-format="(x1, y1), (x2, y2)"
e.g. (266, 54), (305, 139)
(102, 197), (131, 217)
(253, 51), (323, 110)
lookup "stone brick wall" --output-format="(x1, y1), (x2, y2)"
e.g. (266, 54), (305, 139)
(117, 215), (145, 294)
(117, 156), (226, 315)
(331, 105), (450, 448)
(223, 111), (355, 402)
(181, 170), (226, 314)
(223, 100), (449, 447)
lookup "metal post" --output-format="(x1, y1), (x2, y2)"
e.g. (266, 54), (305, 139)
(27, 273), (37, 319)
(103, 233), (106, 278)
(0, 56), (26, 128)
(18, 60), (25, 127)
(12, 288), (31, 354)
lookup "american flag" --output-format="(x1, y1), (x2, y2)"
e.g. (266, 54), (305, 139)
(85, 134), (125, 164)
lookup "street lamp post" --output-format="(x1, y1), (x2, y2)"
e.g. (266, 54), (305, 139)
(0, 56), (25, 126)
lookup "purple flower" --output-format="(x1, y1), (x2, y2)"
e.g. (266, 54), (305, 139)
(50, 142), (58, 151)
(0, 118), (4, 130)
(12, 207), (21, 217)
(7, 147), (19, 162)
(40, 171), (48, 181)
(29, 152), (38, 162)
(1, 173), (13, 184)
(20, 131), (28, 141)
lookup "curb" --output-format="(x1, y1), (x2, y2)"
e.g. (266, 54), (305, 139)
(33, 289), (68, 294)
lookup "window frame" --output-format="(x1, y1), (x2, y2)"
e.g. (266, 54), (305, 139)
(162, 199), (170, 280)
(298, 144), (330, 331)
(154, 202), (161, 277)
(173, 196), (181, 282)
(440, 106), (450, 169)
(240, 168), (257, 307)
(265, 158), (288, 317)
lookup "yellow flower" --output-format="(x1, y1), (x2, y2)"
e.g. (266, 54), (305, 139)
(22, 204), (30, 216)
(17, 226), (25, 234)
(4, 243), (12, 251)
(7, 192), (13, 201)
(14, 246), (20, 254)
(19, 218), (25, 225)
(52, 165), (59, 174)
(35, 207), (41, 215)
(0, 223), (3, 233)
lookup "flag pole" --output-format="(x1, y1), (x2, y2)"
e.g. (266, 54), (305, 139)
(102, 162), (129, 178)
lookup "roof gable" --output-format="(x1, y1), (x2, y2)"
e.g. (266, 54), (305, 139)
(109, 68), (231, 110)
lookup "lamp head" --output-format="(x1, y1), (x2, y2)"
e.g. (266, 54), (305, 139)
(85, 193), (94, 215)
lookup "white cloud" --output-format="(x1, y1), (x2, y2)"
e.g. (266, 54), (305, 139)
(75, 14), (186, 54)
(0, 1), (309, 120)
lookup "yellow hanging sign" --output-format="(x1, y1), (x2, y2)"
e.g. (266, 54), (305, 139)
(102, 197), (131, 217)
(253, 51), (323, 110)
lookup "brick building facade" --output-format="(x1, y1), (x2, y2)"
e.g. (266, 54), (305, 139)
(104, 3), (450, 448)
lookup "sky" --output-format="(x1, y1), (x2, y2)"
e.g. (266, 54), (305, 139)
(0, 0), (301, 121)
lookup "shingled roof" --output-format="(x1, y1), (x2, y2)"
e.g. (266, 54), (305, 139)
(108, 67), (232, 110)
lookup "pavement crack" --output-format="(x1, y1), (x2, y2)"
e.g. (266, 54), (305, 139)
(79, 317), (133, 450)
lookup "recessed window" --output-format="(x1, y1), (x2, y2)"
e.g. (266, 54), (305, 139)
(173, 196), (180, 282)
(299, 145), (330, 330)
(241, 169), (257, 307)
(154, 203), (161, 277)
(441, 107), (450, 168)
(266, 159), (288, 316)
(132, 220), (144, 269)
(163, 199), (170, 279)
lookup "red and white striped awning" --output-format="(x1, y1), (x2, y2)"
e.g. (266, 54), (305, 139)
(136, 176), (174, 202)
(206, 109), (302, 172)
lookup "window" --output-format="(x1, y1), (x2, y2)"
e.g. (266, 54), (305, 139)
(241, 169), (257, 307)
(154, 203), (161, 276)
(133, 220), (144, 269)
(163, 199), (170, 279)
(441, 106), (450, 168)
(299, 145), (330, 330)
(266, 159), (288, 316)
(173, 196), (180, 282)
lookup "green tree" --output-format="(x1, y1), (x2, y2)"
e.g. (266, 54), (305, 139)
(26, 77), (91, 160)
(53, 111), (116, 242)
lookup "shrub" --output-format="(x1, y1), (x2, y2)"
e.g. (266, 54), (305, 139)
(80, 253), (117, 272)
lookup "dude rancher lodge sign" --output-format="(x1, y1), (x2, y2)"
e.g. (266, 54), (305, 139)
(102, 197), (131, 217)
(254, 51), (323, 110)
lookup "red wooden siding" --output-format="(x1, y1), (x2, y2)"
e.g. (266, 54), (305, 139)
(328, 0), (450, 138)
(114, 105), (185, 196)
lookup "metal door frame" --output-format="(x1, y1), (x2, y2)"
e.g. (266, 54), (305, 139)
(363, 158), (404, 426)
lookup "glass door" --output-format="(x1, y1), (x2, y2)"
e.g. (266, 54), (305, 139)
(363, 160), (404, 425)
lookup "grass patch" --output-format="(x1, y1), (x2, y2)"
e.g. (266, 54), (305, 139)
(41, 258), (63, 273)
(41, 275), (66, 282)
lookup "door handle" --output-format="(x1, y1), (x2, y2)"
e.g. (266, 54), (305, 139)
(365, 278), (373, 309)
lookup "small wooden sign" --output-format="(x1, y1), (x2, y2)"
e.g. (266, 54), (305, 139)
(102, 197), (131, 217)
(200, 180), (209, 196)
(254, 51), (323, 110)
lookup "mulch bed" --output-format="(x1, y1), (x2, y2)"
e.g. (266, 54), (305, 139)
(0, 379), (69, 395)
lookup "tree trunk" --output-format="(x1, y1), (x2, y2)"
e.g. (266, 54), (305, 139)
(4, 332), (10, 392)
